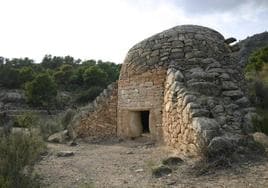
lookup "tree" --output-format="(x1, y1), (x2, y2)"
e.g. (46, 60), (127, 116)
(25, 73), (57, 108)
(19, 67), (35, 85)
(53, 64), (73, 87)
(97, 62), (121, 84)
(0, 67), (21, 88)
(41, 55), (63, 69)
(83, 65), (108, 87)
(5, 57), (34, 68)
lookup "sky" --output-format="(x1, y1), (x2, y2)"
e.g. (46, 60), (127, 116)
(0, 0), (267, 64)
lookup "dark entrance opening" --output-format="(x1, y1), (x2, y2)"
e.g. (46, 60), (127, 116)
(141, 111), (150, 133)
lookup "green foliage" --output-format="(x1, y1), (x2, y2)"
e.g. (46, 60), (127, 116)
(38, 117), (63, 139)
(13, 113), (38, 128)
(97, 62), (121, 84)
(54, 64), (74, 88)
(61, 109), (76, 129)
(83, 66), (108, 87)
(25, 73), (57, 107)
(245, 46), (268, 135)
(0, 67), (21, 88)
(0, 55), (121, 107)
(75, 86), (104, 104)
(0, 130), (46, 188)
(19, 67), (35, 85)
(41, 55), (79, 70)
(245, 47), (268, 108)
(246, 46), (268, 72)
(252, 109), (268, 135)
(5, 57), (34, 69)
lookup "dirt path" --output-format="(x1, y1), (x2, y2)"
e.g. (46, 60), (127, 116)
(35, 138), (268, 188)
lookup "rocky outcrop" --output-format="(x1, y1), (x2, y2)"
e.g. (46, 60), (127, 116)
(0, 88), (27, 111)
(237, 31), (268, 66)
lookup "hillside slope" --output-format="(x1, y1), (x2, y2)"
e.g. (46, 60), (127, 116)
(238, 32), (268, 65)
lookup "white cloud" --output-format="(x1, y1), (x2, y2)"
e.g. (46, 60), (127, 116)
(0, 0), (267, 63)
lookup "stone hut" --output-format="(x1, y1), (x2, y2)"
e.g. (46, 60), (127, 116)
(70, 25), (256, 157)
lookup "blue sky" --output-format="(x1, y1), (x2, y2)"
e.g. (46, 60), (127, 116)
(0, 0), (267, 63)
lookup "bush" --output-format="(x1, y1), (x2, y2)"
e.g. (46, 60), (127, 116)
(38, 116), (64, 139)
(13, 112), (39, 128)
(253, 109), (268, 135)
(83, 66), (108, 87)
(75, 86), (103, 104)
(19, 67), (35, 86)
(0, 67), (21, 88)
(245, 47), (268, 135)
(25, 73), (57, 108)
(0, 130), (46, 188)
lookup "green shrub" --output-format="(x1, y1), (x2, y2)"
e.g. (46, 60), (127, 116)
(25, 73), (57, 108)
(75, 86), (103, 104)
(83, 66), (108, 87)
(0, 67), (21, 88)
(38, 118), (61, 139)
(61, 109), (76, 129)
(13, 112), (38, 128)
(19, 67), (35, 86)
(245, 47), (268, 135)
(253, 109), (268, 135)
(0, 130), (46, 188)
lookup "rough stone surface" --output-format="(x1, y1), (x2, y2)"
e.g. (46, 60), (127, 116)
(56, 151), (74, 157)
(162, 156), (183, 166)
(71, 25), (255, 158)
(69, 82), (118, 141)
(152, 165), (172, 178)
(48, 130), (68, 143)
(253, 132), (268, 148)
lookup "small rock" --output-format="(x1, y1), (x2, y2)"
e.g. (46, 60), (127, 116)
(253, 132), (268, 148)
(135, 169), (144, 173)
(224, 37), (237, 44)
(235, 97), (250, 107)
(57, 151), (74, 157)
(166, 180), (176, 185)
(48, 130), (68, 143)
(162, 156), (183, 166)
(68, 140), (78, 146)
(230, 44), (240, 52)
(126, 151), (134, 154)
(222, 90), (243, 100)
(175, 70), (184, 82)
(207, 137), (234, 158)
(152, 165), (172, 178)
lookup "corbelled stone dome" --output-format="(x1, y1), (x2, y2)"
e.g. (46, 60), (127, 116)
(72, 24), (257, 159)
(120, 25), (229, 79)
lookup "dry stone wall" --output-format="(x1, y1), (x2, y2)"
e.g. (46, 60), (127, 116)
(117, 69), (166, 139)
(69, 83), (118, 141)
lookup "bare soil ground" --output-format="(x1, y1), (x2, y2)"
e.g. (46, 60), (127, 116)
(35, 136), (268, 188)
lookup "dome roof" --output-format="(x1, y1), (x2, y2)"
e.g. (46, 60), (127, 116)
(120, 25), (228, 79)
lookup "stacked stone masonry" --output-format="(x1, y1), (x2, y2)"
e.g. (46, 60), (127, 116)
(71, 83), (118, 141)
(71, 25), (256, 157)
